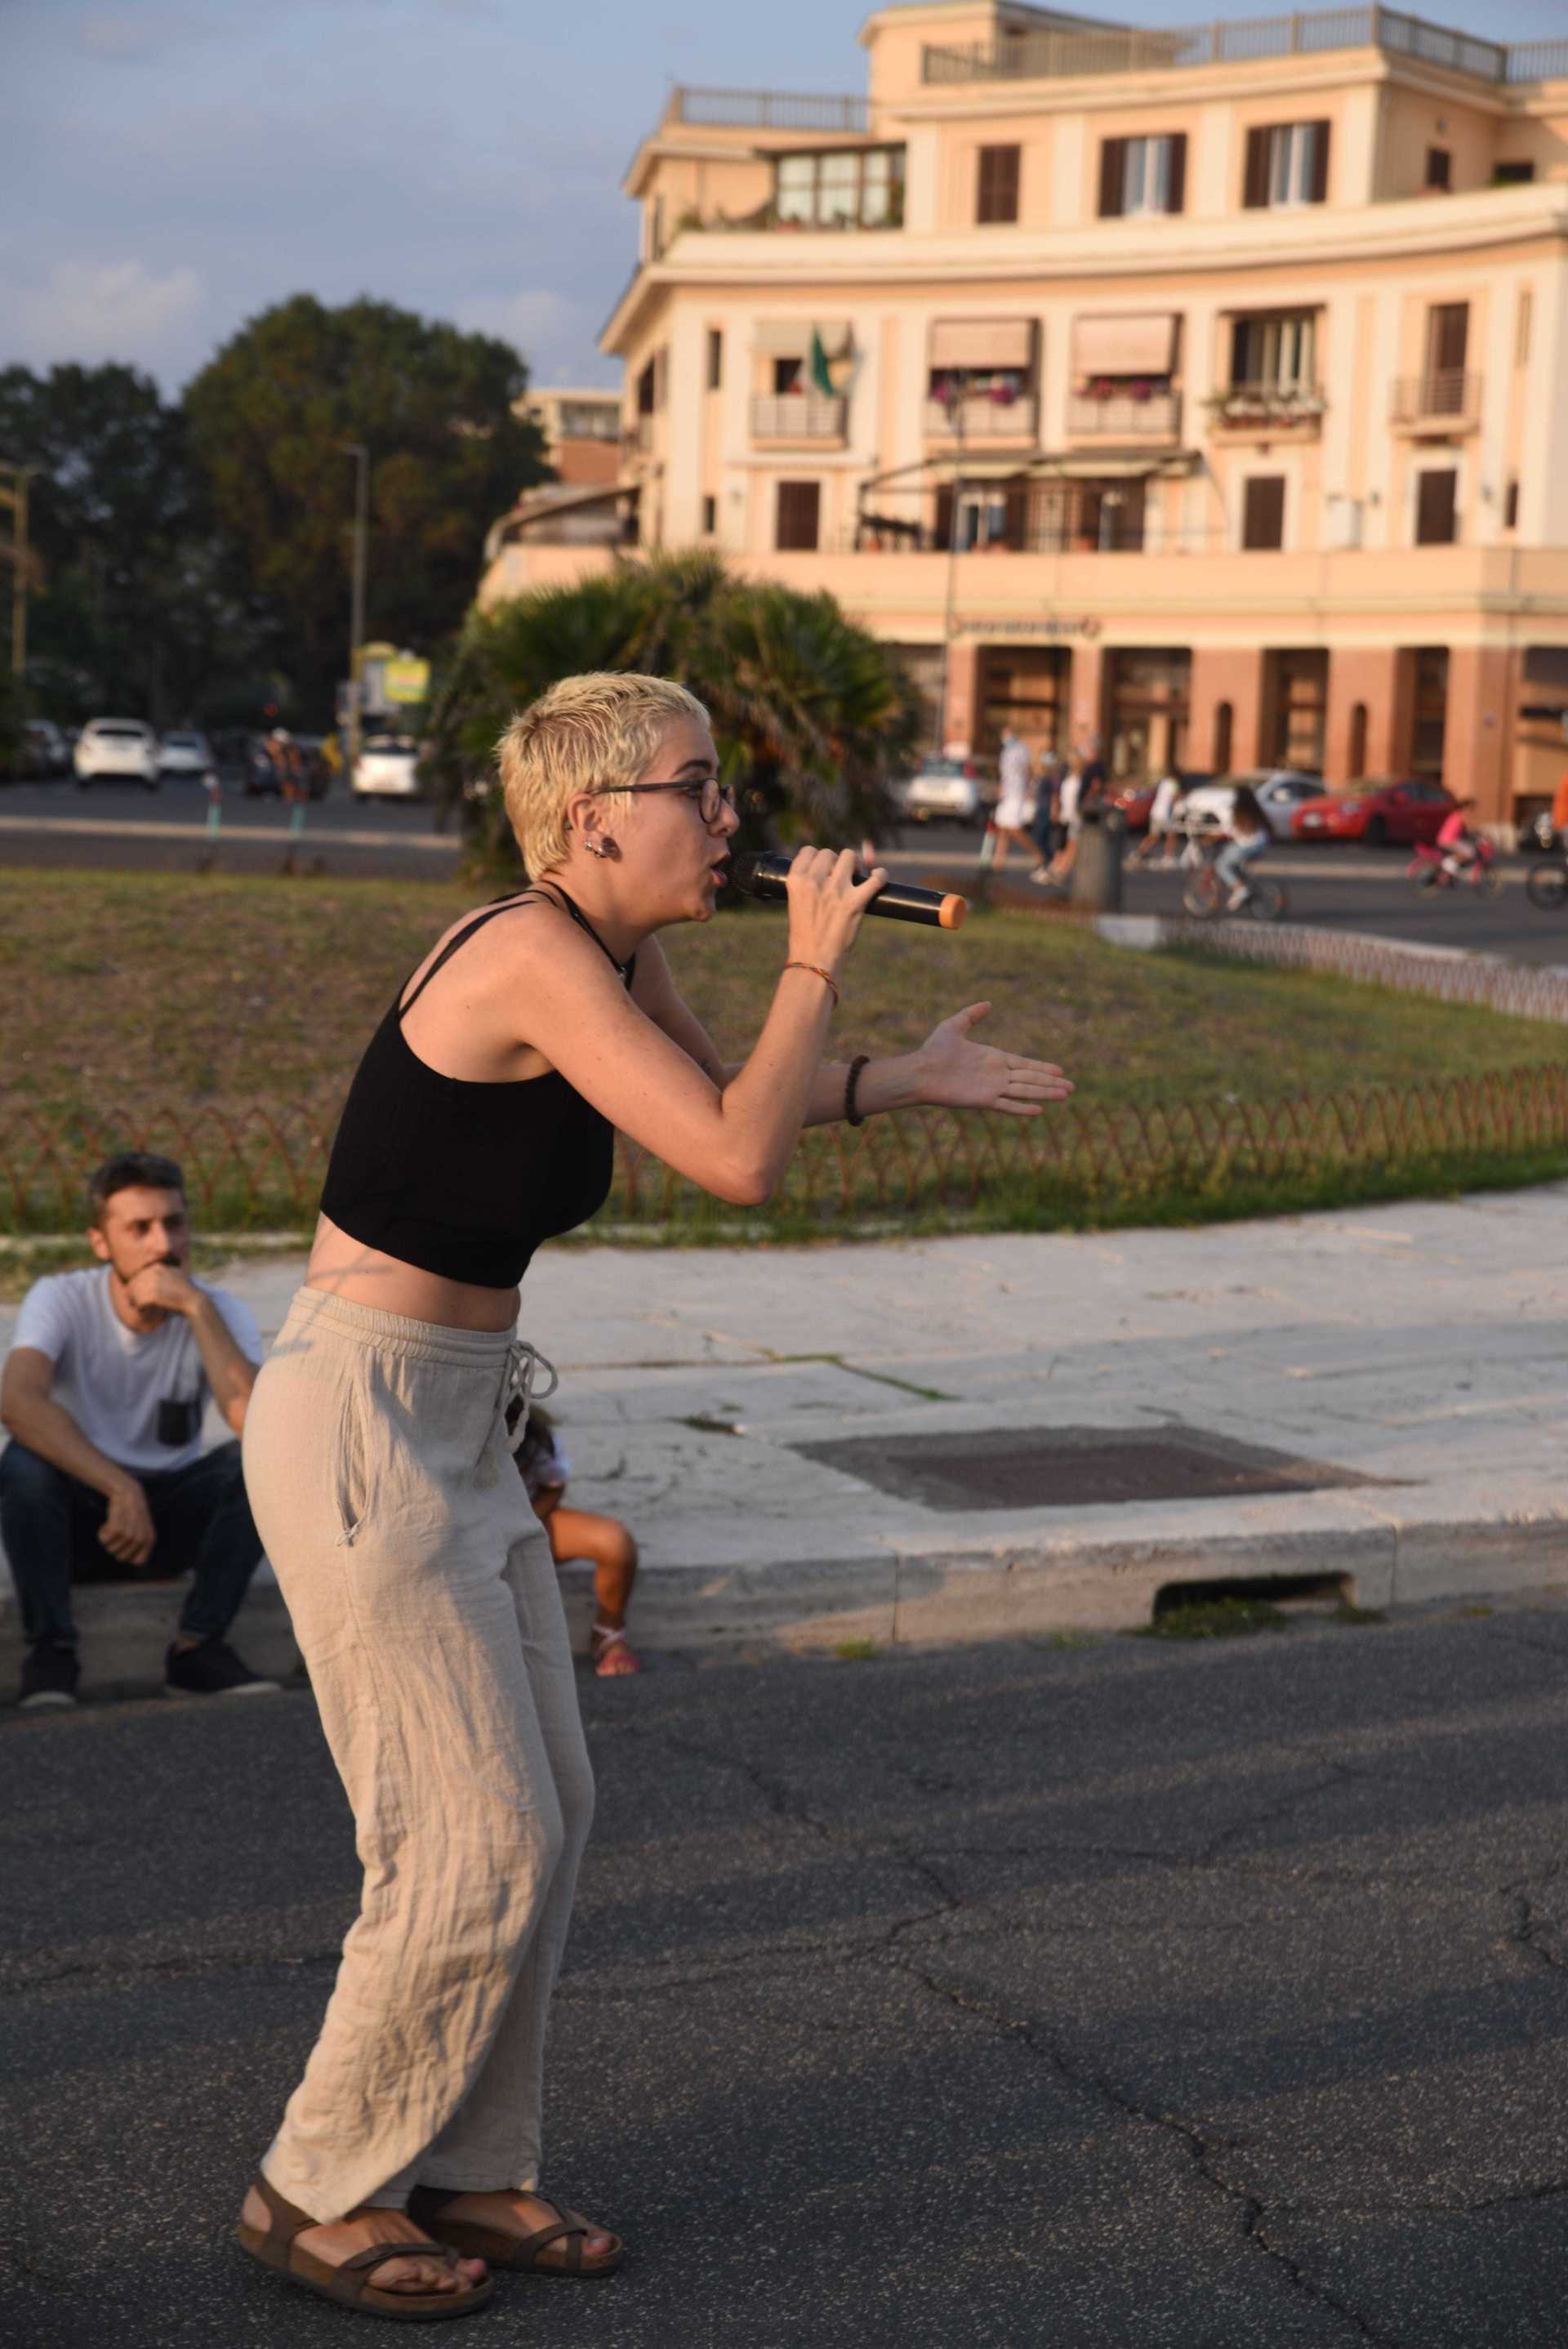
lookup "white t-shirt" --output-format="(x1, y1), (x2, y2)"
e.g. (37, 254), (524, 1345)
(1150, 776), (1181, 830)
(996, 738), (1032, 828)
(8, 1268), (264, 1473)
(1058, 772), (1083, 832)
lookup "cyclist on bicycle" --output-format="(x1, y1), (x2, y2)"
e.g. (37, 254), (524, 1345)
(1437, 799), (1480, 880)
(1215, 783), (1269, 911)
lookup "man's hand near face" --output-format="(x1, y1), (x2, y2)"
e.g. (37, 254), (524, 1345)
(99, 1476), (158, 1568)
(122, 1260), (202, 1321)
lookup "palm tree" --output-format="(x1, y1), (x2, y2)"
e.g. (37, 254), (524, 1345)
(425, 551), (924, 872)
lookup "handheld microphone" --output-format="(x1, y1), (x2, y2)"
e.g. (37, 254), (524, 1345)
(732, 852), (968, 931)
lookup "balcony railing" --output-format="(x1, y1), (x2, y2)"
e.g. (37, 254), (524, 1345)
(666, 86), (869, 131)
(1067, 390), (1183, 437)
(750, 394), (848, 442)
(924, 393), (1040, 440)
(1209, 381), (1326, 429)
(1390, 371), (1481, 427)
(920, 7), (1563, 87)
(622, 417), (654, 457)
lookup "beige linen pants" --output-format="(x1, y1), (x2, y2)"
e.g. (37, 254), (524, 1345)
(240, 1287), (593, 2224)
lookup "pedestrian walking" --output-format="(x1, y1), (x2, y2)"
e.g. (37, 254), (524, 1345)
(234, 670), (1073, 2320)
(1133, 768), (1183, 867)
(990, 726), (1036, 871)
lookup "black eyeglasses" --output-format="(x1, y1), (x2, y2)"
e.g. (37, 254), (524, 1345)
(587, 778), (737, 826)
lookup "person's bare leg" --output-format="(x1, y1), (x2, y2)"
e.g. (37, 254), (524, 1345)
(546, 1505), (642, 1677)
(238, 2189), (488, 2297)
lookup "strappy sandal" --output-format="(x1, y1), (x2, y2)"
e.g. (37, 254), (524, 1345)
(590, 1620), (643, 1677)
(407, 2185), (624, 2280)
(237, 2172), (495, 2322)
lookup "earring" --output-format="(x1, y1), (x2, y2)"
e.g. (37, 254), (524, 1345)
(586, 836), (619, 861)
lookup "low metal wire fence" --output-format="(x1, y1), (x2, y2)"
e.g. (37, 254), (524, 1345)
(7, 1063), (1568, 1240)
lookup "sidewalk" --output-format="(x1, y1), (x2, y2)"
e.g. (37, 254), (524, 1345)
(4, 1187), (1566, 1692)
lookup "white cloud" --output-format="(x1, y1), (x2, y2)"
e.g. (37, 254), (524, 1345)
(9, 259), (204, 369)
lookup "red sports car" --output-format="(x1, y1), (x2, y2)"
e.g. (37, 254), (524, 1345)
(1290, 778), (1456, 847)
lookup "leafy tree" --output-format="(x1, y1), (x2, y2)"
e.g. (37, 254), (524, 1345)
(0, 361), (265, 724)
(425, 550), (924, 874)
(183, 296), (548, 723)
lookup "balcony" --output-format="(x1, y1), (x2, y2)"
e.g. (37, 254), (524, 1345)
(1208, 381), (1326, 435)
(920, 8), (1566, 87)
(665, 85), (868, 132)
(1067, 389), (1183, 439)
(750, 394), (848, 444)
(924, 392), (1040, 444)
(621, 417), (654, 459)
(1390, 372), (1481, 434)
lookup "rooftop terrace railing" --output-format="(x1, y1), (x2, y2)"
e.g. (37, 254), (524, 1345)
(667, 87), (869, 132)
(921, 7), (1568, 87)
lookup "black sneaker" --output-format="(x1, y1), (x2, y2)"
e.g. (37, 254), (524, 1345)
(19, 1644), (79, 1710)
(163, 1637), (280, 1698)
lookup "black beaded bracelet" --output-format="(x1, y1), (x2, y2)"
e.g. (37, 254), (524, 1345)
(844, 1054), (871, 1128)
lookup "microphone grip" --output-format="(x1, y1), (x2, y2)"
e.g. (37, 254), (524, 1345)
(738, 853), (967, 931)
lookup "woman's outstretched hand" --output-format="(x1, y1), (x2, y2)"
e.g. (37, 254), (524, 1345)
(915, 1003), (1073, 1118)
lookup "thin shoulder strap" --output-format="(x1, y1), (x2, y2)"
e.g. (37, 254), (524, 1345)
(397, 892), (535, 1018)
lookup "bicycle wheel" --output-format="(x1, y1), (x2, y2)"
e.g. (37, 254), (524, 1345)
(1182, 868), (1219, 919)
(1410, 862), (1441, 894)
(1526, 863), (1567, 911)
(1476, 862), (1503, 899)
(1249, 877), (1287, 921)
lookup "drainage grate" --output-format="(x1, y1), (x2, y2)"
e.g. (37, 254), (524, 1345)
(790, 1423), (1373, 1513)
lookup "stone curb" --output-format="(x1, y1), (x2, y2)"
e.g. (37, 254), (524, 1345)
(6, 1511), (1564, 1705)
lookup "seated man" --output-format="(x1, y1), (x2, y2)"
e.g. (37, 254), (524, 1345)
(0, 1151), (274, 1709)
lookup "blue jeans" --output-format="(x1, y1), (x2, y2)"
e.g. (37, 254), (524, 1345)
(1216, 833), (1267, 891)
(0, 1437), (263, 1648)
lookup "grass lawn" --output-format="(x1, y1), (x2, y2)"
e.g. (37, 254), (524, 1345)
(4, 868), (1568, 1247)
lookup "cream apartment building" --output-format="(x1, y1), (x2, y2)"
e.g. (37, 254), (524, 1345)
(483, 1), (1568, 822)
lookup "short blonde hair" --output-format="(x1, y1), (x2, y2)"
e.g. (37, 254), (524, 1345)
(496, 671), (710, 876)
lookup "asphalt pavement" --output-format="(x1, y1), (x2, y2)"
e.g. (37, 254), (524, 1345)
(7, 1607), (1568, 2348)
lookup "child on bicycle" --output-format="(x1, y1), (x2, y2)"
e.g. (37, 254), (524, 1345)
(1215, 783), (1269, 910)
(1437, 799), (1480, 879)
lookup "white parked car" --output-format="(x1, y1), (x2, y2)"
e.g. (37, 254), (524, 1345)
(351, 735), (423, 800)
(1179, 769), (1324, 840)
(895, 756), (990, 827)
(74, 719), (159, 791)
(157, 728), (215, 778)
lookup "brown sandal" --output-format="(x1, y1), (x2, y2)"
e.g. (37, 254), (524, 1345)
(407, 2185), (624, 2279)
(237, 2172), (496, 2322)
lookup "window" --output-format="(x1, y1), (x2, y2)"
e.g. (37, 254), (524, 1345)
(1348, 702), (1368, 782)
(1504, 478), (1519, 530)
(976, 144), (1021, 225)
(773, 354), (804, 396)
(1243, 121), (1330, 208)
(775, 480), (821, 551)
(1214, 701), (1234, 773)
(1423, 303), (1468, 411)
(702, 494), (717, 535)
(1494, 160), (1535, 185)
(774, 146), (904, 230)
(636, 359), (656, 417)
(1410, 647), (1449, 779)
(1098, 134), (1187, 218)
(1230, 312), (1316, 392)
(706, 330), (723, 391)
(1241, 476), (1285, 550)
(1425, 146), (1451, 190)
(1414, 470), (1458, 546)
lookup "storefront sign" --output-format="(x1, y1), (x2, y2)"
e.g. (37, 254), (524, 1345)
(954, 616), (1101, 642)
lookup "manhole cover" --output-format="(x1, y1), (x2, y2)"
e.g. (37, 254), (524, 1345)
(790, 1423), (1372, 1513)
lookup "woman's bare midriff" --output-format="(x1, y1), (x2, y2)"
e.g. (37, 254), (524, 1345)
(305, 1214), (522, 1332)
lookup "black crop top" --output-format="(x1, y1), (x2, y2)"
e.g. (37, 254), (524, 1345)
(319, 888), (635, 1289)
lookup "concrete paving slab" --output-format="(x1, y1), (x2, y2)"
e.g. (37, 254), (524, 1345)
(3, 1186), (1567, 1691)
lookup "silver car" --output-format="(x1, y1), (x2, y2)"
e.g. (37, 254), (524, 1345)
(1179, 769), (1324, 841)
(895, 756), (989, 827)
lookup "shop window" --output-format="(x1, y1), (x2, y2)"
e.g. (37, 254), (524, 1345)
(1494, 160), (1535, 185)
(775, 480), (821, 552)
(1098, 134), (1187, 218)
(1414, 470), (1458, 546)
(1241, 476), (1285, 550)
(1243, 121), (1330, 208)
(1410, 648), (1449, 780)
(1267, 649), (1328, 770)
(976, 145), (1021, 225)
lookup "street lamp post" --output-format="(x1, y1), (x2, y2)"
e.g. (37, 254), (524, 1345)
(340, 442), (369, 778)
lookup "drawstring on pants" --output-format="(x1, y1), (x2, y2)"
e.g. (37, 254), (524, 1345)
(477, 1339), (559, 1487)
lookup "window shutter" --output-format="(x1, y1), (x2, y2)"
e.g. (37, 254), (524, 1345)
(1415, 470), (1457, 546)
(1308, 119), (1331, 203)
(1230, 317), (1250, 386)
(1099, 139), (1125, 218)
(978, 145), (1020, 224)
(1242, 475), (1285, 550)
(1000, 143), (1020, 221)
(776, 480), (821, 552)
(934, 484), (956, 551)
(1243, 127), (1269, 209)
(1165, 133), (1187, 214)
(1004, 482), (1028, 550)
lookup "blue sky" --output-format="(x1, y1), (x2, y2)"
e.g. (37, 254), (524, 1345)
(3, 0), (1563, 395)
